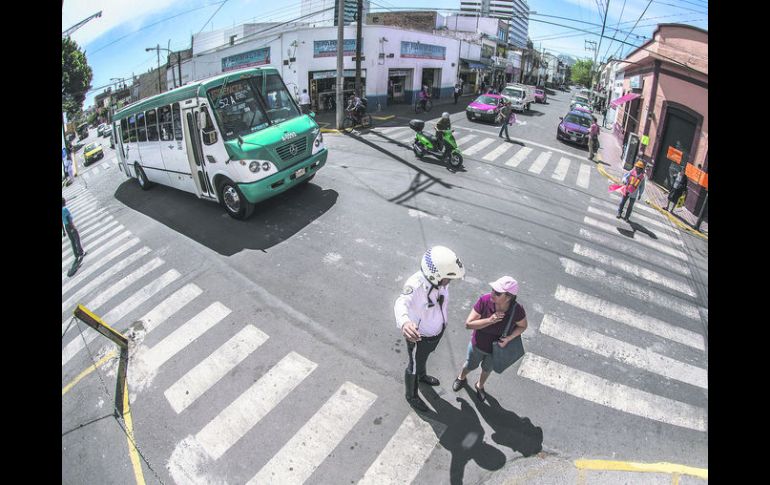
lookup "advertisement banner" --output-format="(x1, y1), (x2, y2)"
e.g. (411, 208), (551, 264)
(222, 47), (271, 72)
(314, 39), (359, 57)
(666, 146), (683, 164)
(400, 41), (445, 60)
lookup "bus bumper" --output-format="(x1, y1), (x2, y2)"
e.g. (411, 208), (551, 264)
(237, 149), (328, 204)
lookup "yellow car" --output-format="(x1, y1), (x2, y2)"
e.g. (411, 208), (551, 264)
(83, 142), (104, 166)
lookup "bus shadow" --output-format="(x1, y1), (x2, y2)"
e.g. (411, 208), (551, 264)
(114, 181), (338, 256)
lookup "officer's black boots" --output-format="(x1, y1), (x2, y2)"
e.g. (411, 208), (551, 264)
(404, 372), (429, 412)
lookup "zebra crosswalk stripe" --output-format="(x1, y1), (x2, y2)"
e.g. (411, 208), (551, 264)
(528, 151), (552, 174)
(463, 138), (495, 156)
(248, 381), (377, 485)
(79, 257), (165, 311)
(196, 351), (318, 461)
(587, 203), (679, 236)
(551, 157), (571, 181)
(138, 283), (203, 335)
(62, 226), (126, 269)
(554, 285), (705, 351)
(583, 216), (688, 261)
(576, 163), (591, 189)
(454, 134), (477, 146)
(539, 315), (707, 389)
(482, 143), (513, 161)
(586, 206), (683, 246)
(62, 236), (139, 291)
(358, 412), (444, 485)
(165, 325), (269, 414)
(505, 147), (532, 167)
(572, 244), (696, 297)
(518, 353), (707, 432)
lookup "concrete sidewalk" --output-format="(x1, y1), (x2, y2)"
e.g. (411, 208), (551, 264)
(595, 126), (708, 239)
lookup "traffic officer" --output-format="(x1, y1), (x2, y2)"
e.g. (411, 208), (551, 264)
(394, 246), (465, 412)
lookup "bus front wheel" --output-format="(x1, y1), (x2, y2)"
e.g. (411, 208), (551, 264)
(219, 179), (255, 220)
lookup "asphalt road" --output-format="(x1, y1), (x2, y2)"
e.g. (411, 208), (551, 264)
(62, 90), (708, 484)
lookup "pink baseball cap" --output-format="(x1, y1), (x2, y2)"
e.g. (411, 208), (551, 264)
(489, 276), (519, 295)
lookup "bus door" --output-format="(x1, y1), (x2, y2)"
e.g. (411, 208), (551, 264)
(183, 107), (216, 199)
(114, 122), (127, 175)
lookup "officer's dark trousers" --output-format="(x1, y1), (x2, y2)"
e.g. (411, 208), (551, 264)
(404, 329), (444, 398)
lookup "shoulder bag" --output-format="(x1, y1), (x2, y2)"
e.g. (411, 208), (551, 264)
(491, 305), (525, 374)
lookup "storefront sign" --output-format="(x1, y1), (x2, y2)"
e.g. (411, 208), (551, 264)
(312, 70), (366, 80)
(313, 39), (360, 58)
(640, 135), (650, 146)
(222, 47), (270, 72)
(666, 146), (683, 164)
(685, 163), (708, 189)
(400, 41), (445, 60)
(388, 70), (411, 77)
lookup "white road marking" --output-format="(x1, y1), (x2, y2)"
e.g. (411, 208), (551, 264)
(454, 134), (477, 146)
(586, 206), (684, 246)
(137, 283), (203, 334)
(482, 143), (513, 162)
(62, 226), (126, 269)
(539, 315), (707, 389)
(576, 163), (591, 189)
(554, 285), (705, 351)
(63, 215), (114, 248)
(517, 353), (707, 432)
(559, 257), (701, 320)
(590, 198), (676, 232)
(140, 301), (231, 373)
(165, 325), (269, 414)
(528, 151), (552, 174)
(79, 257), (165, 311)
(463, 137), (496, 156)
(196, 352), (318, 460)
(572, 244), (696, 297)
(583, 216), (689, 261)
(61, 246), (152, 313)
(61, 236), (139, 291)
(62, 221), (120, 258)
(578, 228), (692, 277)
(248, 381), (377, 485)
(358, 412), (444, 485)
(551, 157), (571, 181)
(505, 147), (532, 167)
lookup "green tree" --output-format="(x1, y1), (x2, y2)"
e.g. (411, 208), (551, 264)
(570, 59), (593, 87)
(62, 37), (93, 117)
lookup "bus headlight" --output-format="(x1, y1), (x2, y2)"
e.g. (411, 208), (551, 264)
(249, 161), (260, 172)
(262, 161), (271, 171)
(312, 132), (324, 154)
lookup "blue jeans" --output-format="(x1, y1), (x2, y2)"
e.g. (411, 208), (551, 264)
(498, 121), (510, 139)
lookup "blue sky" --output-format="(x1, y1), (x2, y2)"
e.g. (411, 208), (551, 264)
(62, 0), (708, 108)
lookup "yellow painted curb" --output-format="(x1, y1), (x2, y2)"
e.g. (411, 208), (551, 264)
(61, 349), (118, 396)
(320, 128), (342, 134)
(371, 114), (395, 121)
(575, 459), (708, 480)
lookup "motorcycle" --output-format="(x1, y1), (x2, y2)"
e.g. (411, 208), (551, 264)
(409, 119), (463, 168)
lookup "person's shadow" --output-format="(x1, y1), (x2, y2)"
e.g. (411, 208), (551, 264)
(470, 390), (544, 457)
(419, 385), (507, 485)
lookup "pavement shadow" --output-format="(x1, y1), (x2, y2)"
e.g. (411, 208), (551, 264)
(625, 220), (658, 239)
(355, 131), (458, 182)
(471, 391), (544, 457)
(419, 385), (507, 485)
(113, 179), (337, 256)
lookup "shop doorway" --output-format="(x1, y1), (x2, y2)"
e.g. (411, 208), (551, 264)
(421, 68), (441, 98)
(652, 106), (698, 188)
(310, 70), (366, 112)
(388, 69), (412, 105)
(622, 96), (642, 147)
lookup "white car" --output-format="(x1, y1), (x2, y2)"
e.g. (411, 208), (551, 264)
(501, 83), (535, 112)
(97, 123), (108, 136)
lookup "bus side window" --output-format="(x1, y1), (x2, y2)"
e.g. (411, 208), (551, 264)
(137, 112), (147, 142)
(172, 103), (183, 141)
(128, 115), (137, 142)
(159, 105), (173, 141)
(121, 119), (129, 143)
(200, 107), (218, 146)
(146, 109), (158, 141)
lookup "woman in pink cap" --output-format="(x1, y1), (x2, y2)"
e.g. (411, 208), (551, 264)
(452, 276), (528, 402)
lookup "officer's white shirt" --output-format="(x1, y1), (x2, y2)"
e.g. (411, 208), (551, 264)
(393, 271), (449, 337)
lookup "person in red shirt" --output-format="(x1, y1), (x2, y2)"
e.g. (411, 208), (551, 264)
(452, 276), (528, 402)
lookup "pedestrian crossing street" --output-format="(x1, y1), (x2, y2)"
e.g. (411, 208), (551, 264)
(375, 126), (594, 189)
(63, 170), (707, 482)
(62, 184), (444, 484)
(514, 192), (708, 433)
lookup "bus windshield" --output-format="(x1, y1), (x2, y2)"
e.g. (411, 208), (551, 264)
(207, 73), (301, 140)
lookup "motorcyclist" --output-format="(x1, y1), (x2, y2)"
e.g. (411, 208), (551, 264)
(435, 112), (451, 153)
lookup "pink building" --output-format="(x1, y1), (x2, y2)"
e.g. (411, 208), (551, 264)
(612, 24), (708, 219)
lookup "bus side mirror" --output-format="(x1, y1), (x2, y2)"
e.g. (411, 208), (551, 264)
(197, 112), (207, 130)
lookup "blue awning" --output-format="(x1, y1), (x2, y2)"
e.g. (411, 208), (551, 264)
(461, 59), (489, 70)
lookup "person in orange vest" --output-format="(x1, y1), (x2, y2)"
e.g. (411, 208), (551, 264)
(616, 160), (647, 221)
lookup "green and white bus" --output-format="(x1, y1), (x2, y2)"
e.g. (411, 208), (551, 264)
(112, 67), (327, 219)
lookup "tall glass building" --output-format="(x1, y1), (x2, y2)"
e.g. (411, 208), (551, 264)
(459, 0), (529, 48)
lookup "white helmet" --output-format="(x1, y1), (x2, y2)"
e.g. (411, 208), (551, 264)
(442, 112), (450, 119)
(421, 246), (465, 284)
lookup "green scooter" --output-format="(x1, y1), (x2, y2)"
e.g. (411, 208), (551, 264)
(409, 119), (463, 169)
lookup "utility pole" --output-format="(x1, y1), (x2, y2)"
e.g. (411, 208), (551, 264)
(355, 0), (363, 97)
(588, 0), (610, 108)
(336, 0), (346, 129)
